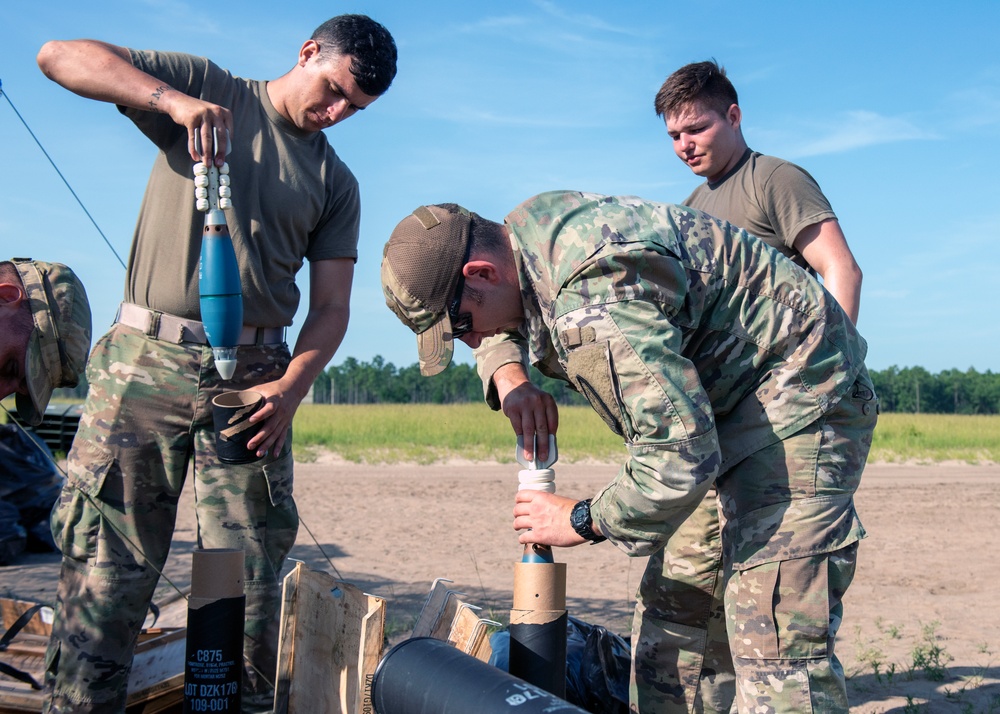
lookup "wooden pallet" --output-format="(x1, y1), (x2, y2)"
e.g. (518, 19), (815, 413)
(0, 599), (185, 713)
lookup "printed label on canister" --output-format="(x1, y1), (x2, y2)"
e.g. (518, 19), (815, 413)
(183, 596), (245, 713)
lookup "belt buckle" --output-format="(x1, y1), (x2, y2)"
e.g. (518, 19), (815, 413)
(146, 310), (162, 340)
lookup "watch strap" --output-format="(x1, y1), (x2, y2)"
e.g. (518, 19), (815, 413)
(571, 499), (607, 543)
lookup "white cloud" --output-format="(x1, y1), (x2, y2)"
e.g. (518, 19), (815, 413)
(136, 0), (224, 36)
(453, 15), (532, 33)
(531, 0), (649, 37)
(788, 111), (936, 157)
(427, 105), (603, 129)
(946, 87), (1000, 130)
(450, 2), (652, 57)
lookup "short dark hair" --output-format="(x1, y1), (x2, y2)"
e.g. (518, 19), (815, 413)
(312, 14), (398, 96)
(429, 203), (508, 309)
(0, 261), (19, 283)
(465, 209), (508, 308)
(654, 60), (738, 119)
(469, 213), (508, 257)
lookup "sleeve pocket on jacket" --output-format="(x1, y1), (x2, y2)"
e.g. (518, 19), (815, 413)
(565, 341), (628, 437)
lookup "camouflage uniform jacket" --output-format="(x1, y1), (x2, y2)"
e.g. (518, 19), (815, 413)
(475, 191), (868, 556)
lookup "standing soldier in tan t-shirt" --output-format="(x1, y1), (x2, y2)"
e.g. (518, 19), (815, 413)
(36, 15), (396, 713)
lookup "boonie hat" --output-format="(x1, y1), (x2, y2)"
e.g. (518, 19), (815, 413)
(12, 258), (93, 426)
(381, 205), (474, 376)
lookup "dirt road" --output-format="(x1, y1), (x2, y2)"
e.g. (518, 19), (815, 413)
(4, 459), (997, 712)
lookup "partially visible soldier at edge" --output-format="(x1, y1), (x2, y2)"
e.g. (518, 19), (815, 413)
(36, 14), (396, 713)
(381, 193), (877, 713)
(0, 258), (91, 424)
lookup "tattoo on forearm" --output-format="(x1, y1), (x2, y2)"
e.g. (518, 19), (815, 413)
(147, 84), (170, 112)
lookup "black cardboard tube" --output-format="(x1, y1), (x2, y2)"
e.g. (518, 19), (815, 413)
(509, 611), (568, 697)
(184, 549), (245, 714)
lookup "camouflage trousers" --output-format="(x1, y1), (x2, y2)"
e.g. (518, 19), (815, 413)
(43, 324), (298, 713)
(631, 373), (877, 713)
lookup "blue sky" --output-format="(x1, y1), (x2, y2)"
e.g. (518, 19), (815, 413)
(2, 1), (998, 374)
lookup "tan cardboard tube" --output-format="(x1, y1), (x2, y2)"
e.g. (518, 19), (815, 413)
(512, 561), (566, 611)
(189, 548), (245, 606)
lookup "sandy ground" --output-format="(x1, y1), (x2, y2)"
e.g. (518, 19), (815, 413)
(3, 458), (998, 712)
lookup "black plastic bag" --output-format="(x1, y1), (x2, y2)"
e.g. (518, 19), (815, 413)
(0, 499), (27, 565)
(488, 615), (631, 714)
(564, 615), (631, 714)
(0, 424), (63, 564)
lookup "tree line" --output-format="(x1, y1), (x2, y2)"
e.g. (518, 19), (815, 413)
(869, 365), (1000, 414)
(312, 358), (1000, 415)
(311, 356), (587, 406)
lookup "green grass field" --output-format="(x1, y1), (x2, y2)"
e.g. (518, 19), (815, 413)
(5, 398), (998, 464)
(866, 412), (1000, 465)
(292, 403), (624, 464)
(292, 404), (1000, 465)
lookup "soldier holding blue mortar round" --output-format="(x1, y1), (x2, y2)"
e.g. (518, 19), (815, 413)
(36, 15), (397, 712)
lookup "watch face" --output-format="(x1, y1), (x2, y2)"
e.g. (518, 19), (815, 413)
(571, 498), (606, 544)
(571, 500), (592, 534)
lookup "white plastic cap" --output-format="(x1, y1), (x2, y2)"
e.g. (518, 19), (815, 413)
(213, 347), (238, 380)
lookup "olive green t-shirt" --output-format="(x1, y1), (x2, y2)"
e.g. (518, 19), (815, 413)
(683, 149), (836, 272)
(120, 50), (361, 326)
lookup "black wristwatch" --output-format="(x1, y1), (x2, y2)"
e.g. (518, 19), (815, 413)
(570, 499), (606, 543)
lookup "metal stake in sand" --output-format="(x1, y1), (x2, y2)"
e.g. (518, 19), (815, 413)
(509, 434), (568, 698)
(184, 548), (245, 714)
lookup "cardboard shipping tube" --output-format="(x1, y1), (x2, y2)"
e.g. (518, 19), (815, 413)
(190, 548), (245, 603)
(512, 562), (566, 610)
(510, 561), (568, 697)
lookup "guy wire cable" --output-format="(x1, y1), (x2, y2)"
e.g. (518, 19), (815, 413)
(0, 79), (126, 270)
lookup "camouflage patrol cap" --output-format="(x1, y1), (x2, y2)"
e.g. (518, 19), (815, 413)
(381, 205), (473, 376)
(12, 259), (92, 426)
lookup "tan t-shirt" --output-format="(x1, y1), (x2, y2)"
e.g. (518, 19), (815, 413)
(683, 149), (836, 272)
(120, 50), (361, 326)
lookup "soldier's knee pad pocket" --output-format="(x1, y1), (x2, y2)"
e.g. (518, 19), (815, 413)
(262, 448), (295, 514)
(733, 555), (830, 661)
(52, 440), (116, 562)
(632, 610), (708, 684)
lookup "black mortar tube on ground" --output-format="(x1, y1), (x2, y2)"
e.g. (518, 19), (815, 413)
(371, 637), (587, 714)
(510, 558), (568, 697)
